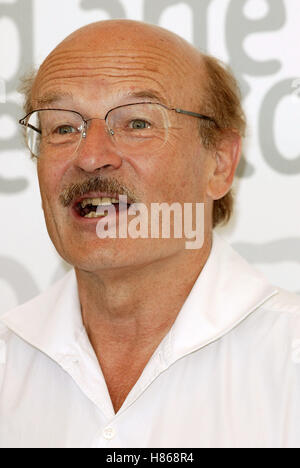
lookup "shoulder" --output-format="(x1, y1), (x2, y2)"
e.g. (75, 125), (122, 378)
(232, 288), (300, 370)
(0, 322), (9, 363)
(257, 288), (300, 334)
(0, 269), (76, 344)
(0, 321), (12, 392)
(0, 269), (75, 320)
(242, 287), (300, 337)
(262, 288), (300, 315)
(0, 269), (76, 387)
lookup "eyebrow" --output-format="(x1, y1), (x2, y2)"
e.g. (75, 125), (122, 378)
(33, 89), (168, 109)
(127, 90), (168, 105)
(33, 91), (74, 108)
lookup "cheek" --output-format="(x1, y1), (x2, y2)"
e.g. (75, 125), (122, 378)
(135, 153), (177, 200)
(126, 137), (206, 203)
(37, 158), (66, 205)
(147, 140), (208, 202)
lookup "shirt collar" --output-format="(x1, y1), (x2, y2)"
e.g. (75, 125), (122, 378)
(0, 268), (83, 362)
(160, 231), (278, 365)
(0, 232), (278, 367)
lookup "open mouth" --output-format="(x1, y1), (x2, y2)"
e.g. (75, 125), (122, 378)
(74, 196), (132, 218)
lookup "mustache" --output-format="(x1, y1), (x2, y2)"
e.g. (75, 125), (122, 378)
(59, 176), (139, 207)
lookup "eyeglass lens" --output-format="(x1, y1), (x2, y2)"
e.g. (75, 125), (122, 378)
(24, 104), (169, 158)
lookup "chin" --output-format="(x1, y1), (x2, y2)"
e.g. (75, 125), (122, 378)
(55, 239), (141, 272)
(62, 240), (178, 274)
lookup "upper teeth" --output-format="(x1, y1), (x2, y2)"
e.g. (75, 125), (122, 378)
(80, 197), (119, 208)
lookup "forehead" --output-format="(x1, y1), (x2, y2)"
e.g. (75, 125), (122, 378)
(32, 24), (203, 110)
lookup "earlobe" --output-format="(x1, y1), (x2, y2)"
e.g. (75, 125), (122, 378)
(206, 133), (242, 200)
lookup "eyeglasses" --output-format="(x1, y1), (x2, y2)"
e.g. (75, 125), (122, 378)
(19, 102), (218, 158)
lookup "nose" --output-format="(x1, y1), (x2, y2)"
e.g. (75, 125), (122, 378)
(73, 119), (122, 173)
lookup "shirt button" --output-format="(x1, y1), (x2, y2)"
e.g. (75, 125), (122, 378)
(102, 426), (116, 440)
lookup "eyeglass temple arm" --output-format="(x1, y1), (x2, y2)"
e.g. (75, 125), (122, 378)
(174, 108), (219, 127)
(19, 119), (42, 134)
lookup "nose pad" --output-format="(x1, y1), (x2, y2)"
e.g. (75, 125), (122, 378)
(74, 118), (122, 171)
(80, 119), (120, 156)
(82, 118), (113, 140)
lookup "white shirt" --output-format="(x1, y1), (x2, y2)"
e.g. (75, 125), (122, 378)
(0, 232), (300, 448)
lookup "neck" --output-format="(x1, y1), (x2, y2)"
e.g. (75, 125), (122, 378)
(75, 232), (212, 413)
(76, 233), (212, 348)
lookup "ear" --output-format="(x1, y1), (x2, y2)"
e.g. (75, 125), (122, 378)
(206, 131), (242, 200)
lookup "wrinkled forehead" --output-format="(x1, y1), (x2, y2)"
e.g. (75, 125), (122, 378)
(32, 21), (204, 110)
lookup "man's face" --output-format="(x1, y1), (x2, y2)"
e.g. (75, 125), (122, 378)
(32, 21), (213, 272)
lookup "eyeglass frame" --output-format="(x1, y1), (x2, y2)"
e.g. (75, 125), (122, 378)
(19, 101), (219, 150)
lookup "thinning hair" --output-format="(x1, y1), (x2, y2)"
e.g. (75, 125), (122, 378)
(18, 54), (246, 228)
(198, 55), (246, 227)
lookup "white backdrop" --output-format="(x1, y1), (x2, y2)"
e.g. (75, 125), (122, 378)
(0, 0), (300, 314)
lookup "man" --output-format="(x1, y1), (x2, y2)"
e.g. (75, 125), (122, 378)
(0, 19), (299, 448)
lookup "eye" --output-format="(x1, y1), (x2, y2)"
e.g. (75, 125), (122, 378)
(55, 125), (78, 135)
(129, 119), (151, 130)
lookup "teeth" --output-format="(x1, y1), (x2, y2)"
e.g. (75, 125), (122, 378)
(80, 197), (119, 208)
(101, 197), (115, 205)
(84, 211), (108, 218)
(91, 198), (102, 206)
(81, 198), (91, 208)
